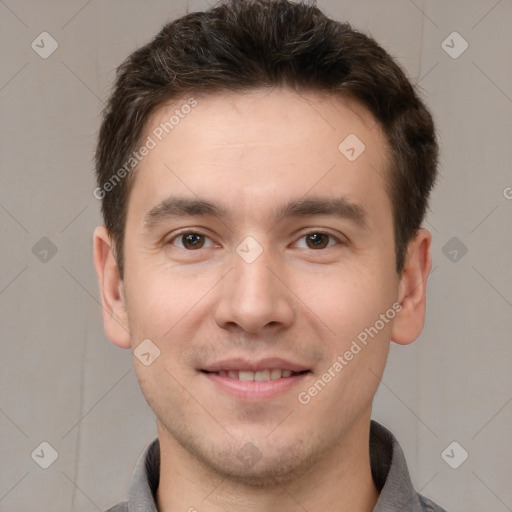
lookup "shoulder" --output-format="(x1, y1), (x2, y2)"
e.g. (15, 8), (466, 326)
(419, 493), (448, 511)
(104, 502), (128, 512)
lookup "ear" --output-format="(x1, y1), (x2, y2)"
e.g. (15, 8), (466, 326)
(391, 228), (432, 345)
(93, 226), (131, 349)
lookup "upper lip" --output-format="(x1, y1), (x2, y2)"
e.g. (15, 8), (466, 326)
(201, 357), (310, 373)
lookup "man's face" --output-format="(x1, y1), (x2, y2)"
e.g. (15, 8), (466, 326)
(120, 89), (401, 484)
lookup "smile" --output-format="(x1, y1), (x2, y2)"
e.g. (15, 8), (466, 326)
(201, 369), (309, 381)
(200, 369), (311, 401)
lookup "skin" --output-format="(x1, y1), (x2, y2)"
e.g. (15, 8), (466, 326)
(94, 88), (432, 512)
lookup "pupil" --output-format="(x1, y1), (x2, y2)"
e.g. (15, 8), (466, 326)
(184, 233), (203, 249)
(308, 233), (327, 249)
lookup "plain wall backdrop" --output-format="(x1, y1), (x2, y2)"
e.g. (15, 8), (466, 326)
(1, 0), (511, 510)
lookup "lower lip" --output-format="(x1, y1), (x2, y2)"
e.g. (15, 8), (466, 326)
(200, 371), (310, 401)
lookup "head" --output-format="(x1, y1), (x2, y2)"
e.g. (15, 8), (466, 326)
(94, 0), (437, 487)
(95, 0), (437, 278)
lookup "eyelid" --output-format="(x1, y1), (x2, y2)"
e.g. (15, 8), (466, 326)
(292, 229), (347, 248)
(164, 228), (347, 250)
(167, 229), (217, 249)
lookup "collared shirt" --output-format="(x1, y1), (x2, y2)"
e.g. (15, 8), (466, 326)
(105, 420), (447, 511)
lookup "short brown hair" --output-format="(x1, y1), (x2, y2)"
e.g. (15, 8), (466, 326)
(95, 0), (438, 277)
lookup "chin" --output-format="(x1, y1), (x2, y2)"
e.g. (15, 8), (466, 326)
(164, 420), (318, 487)
(209, 448), (318, 487)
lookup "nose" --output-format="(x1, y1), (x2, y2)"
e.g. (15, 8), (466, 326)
(213, 244), (295, 334)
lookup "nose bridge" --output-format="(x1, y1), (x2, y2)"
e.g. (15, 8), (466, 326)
(232, 239), (278, 310)
(213, 237), (295, 332)
(235, 245), (273, 295)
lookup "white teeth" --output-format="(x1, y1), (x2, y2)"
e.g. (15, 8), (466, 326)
(214, 369), (301, 381)
(270, 369), (282, 380)
(254, 369), (270, 381)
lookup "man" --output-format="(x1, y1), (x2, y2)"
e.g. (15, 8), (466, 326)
(93, 0), (446, 510)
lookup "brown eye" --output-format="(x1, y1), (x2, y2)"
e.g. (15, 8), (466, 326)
(305, 233), (330, 249)
(178, 233), (205, 250)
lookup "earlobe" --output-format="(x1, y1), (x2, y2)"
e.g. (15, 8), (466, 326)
(391, 229), (432, 346)
(93, 226), (132, 349)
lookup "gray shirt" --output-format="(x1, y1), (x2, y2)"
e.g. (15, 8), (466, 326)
(105, 420), (447, 511)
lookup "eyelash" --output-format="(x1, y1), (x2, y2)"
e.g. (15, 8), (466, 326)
(167, 230), (344, 250)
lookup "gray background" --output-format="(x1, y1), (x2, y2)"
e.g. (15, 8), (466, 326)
(1, 0), (511, 510)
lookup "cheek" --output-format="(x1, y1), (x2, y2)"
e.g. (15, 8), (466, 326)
(296, 267), (394, 411)
(123, 259), (225, 348)
(123, 268), (187, 340)
(292, 263), (395, 339)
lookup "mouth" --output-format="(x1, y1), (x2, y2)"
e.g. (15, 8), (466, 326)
(199, 359), (312, 401)
(200, 368), (310, 381)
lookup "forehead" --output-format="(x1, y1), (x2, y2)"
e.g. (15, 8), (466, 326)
(129, 88), (392, 227)
(143, 88), (385, 157)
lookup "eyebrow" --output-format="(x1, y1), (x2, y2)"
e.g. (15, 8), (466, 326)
(275, 196), (367, 229)
(143, 197), (229, 229)
(143, 195), (368, 230)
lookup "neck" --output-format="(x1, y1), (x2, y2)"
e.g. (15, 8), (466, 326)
(155, 414), (379, 512)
